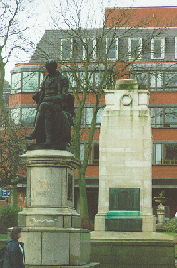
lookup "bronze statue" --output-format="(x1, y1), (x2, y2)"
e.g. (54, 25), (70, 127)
(26, 60), (74, 150)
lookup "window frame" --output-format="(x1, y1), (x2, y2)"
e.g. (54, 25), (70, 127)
(153, 142), (177, 165)
(128, 38), (142, 61)
(80, 142), (99, 165)
(61, 38), (73, 60)
(106, 37), (118, 61)
(175, 37), (177, 59)
(151, 38), (165, 60)
(150, 107), (177, 128)
(83, 38), (96, 60)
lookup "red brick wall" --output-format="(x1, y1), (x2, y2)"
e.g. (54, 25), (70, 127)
(152, 165), (177, 178)
(9, 93), (35, 106)
(150, 92), (177, 105)
(152, 128), (177, 141)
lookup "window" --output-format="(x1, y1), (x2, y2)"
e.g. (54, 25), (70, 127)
(175, 37), (177, 59)
(11, 73), (21, 92)
(11, 72), (44, 93)
(151, 38), (165, 59)
(92, 143), (99, 165)
(10, 108), (20, 124)
(73, 38), (84, 60)
(80, 142), (99, 165)
(83, 38), (96, 60)
(96, 37), (106, 60)
(128, 38), (142, 60)
(150, 107), (177, 128)
(133, 71), (177, 92)
(150, 108), (163, 127)
(21, 108), (36, 126)
(150, 72), (163, 91)
(10, 107), (36, 126)
(81, 107), (104, 127)
(22, 72), (39, 92)
(134, 72), (147, 88)
(61, 39), (72, 60)
(153, 143), (177, 165)
(65, 71), (108, 91)
(165, 72), (177, 91)
(106, 38), (118, 60)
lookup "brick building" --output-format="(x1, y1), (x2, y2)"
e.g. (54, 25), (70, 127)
(6, 6), (177, 219)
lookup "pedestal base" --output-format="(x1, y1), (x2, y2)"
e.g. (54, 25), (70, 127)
(95, 213), (156, 232)
(25, 263), (100, 268)
(90, 231), (175, 268)
(20, 227), (90, 266)
(19, 150), (98, 267)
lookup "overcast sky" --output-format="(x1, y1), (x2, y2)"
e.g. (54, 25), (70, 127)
(4, 0), (177, 83)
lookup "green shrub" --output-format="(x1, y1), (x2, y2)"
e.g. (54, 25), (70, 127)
(164, 217), (177, 232)
(0, 206), (22, 230)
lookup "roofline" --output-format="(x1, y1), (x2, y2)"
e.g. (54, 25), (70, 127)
(106, 6), (177, 9)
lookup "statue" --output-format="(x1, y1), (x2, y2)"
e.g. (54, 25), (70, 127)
(26, 60), (74, 150)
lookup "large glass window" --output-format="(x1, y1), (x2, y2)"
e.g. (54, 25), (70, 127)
(11, 73), (21, 91)
(153, 143), (177, 165)
(22, 72), (38, 92)
(11, 71), (44, 93)
(165, 72), (177, 91)
(128, 38), (142, 60)
(150, 107), (177, 128)
(21, 108), (36, 126)
(151, 38), (165, 59)
(133, 71), (177, 91)
(150, 72), (163, 91)
(10, 107), (36, 126)
(10, 108), (20, 124)
(134, 72), (147, 87)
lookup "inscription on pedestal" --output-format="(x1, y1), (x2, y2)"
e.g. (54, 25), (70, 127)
(106, 188), (142, 232)
(109, 188), (140, 211)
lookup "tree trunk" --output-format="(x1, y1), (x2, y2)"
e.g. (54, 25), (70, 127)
(0, 49), (5, 108)
(77, 168), (89, 220)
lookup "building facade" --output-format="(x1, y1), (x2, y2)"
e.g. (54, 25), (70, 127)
(5, 6), (177, 219)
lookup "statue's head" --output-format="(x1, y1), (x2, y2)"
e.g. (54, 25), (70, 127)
(45, 59), (57, 73)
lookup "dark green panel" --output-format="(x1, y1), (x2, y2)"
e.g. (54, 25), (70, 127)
(109, 188), (140, 211)
(105, 218), (142, 232)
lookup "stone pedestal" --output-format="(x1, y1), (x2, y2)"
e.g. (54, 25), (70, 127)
(91, 79), (175, 267)
(94, 79), (156, 233)
(19, 150), (99, 267)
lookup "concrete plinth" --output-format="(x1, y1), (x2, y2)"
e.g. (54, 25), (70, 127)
(94, 80), (156, 232)
(90, 232), (175, 268)
(19, 150), (98, 267)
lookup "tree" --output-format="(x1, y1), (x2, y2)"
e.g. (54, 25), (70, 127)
(31, 2), (174, 221)
(0, 0), (36, 207)
(0, 0), (35, 111)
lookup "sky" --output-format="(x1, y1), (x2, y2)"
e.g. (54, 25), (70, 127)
(4, 0), (177, 84)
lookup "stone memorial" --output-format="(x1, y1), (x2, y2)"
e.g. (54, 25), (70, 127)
(91, 79), (175, 268)
(94, 79), (155, 232)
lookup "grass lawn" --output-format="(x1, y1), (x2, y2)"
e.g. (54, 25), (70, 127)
(0, 234), (7, 239)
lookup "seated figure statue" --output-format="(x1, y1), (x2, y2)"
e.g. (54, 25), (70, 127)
(26, 59), (74, 150)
